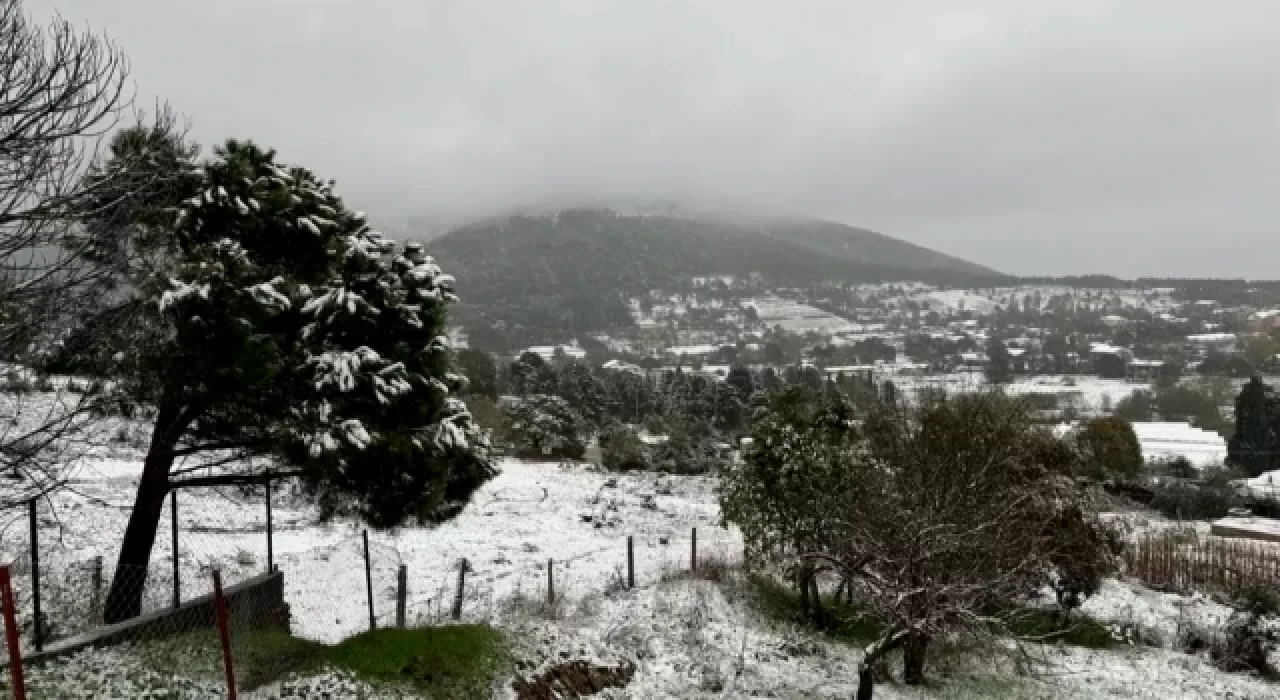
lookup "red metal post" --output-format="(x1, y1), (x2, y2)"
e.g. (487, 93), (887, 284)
(211, 569), (237, 700)
(0, 566), (27, 700)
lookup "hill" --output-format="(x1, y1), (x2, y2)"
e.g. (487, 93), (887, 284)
(426, 208), (1003, 347)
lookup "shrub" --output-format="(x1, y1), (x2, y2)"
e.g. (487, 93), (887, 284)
(1210, 613), (1278, 675)
(600, 424), (649, 472)
(1149, 470), (1240, 520)
(1077, 416), (1143, 480)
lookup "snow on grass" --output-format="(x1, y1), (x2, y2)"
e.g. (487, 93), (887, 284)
(495, 573), (1280, 700)
(4, 398), (1279, 698)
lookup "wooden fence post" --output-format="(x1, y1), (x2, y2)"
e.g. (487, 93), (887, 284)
(691, 527), (697, 573)
(395, 564), (407, 628)
(627, 536), (635, 589)
(451, 558), (468, 620)
(1, 565), (27, 700)
(28, 499), (41, 652)
(212, 569), (237, 700)
(363, 530), (376, 631)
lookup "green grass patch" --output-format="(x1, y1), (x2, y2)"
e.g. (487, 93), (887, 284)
(1008, 609), (1114, 649)
(324, 626), (508, 697)
(130, 624), (507, 696)
(746, 573), (882, 645)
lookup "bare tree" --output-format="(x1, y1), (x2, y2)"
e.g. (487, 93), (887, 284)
(723, 390), (1114, 700)
(0, 0), (131, 506)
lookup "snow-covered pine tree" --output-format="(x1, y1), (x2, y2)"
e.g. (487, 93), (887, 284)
(100, 140), (491, 622)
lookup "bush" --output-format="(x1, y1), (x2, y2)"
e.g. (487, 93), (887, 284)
(1210, 613), (1278, 675)
(1149, 470), (1240, 520)
(1077, 416), (1143, 480)
(1153, 456), (1197, 479)
(600, 424), (649, 472)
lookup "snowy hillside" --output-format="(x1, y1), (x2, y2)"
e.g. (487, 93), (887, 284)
(4, 414), (1280, 698)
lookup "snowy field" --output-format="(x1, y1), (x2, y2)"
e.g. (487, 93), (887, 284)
(882, 371), (1145, 413)
(903, 285), (1181, 315)
(3, 400), (1279, 697)
(745, 297), (859, 334)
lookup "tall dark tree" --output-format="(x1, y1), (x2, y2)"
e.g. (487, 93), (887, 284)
(985, 336), (1013, 384)
(83, 141), (491, 621)
(1228, 377), (1276, 477)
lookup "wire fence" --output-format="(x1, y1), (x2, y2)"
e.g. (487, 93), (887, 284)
(1, 482), (738, 697)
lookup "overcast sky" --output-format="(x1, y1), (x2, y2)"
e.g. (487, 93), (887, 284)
(27, 0), (1280, 277)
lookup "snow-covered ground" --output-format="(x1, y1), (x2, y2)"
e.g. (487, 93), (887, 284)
(3, 406), (1280, 698)
(884, 372), (1144, 414)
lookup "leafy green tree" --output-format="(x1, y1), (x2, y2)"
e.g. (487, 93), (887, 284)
(83, 140), (491, 621)
(1077, 416), (1143, 480)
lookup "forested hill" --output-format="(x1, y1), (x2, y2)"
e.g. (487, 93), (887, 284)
(426, 208), (1003, 345)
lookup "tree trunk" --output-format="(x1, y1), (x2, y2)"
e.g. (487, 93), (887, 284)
(856, 667), (875, 700)
(902, 632), (929, 685)
(103, 398), (185, 623)
(808, 571), (824, 620)
(798, 566), (811, 617)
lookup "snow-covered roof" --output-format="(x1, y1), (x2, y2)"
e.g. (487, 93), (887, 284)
(1089, 343), (1124, 355)
(1186, 333), (1236, 343)
(1054, 421), (1226, 468)
(1130, 422), (1227, 467)
(664, 344), (718, 356)
(1127, 359), (1165, 368)
(638, 431), (669, 445)
(524, 345), (587, 360)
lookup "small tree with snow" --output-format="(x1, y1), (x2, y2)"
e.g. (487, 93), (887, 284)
(83, 140), (491, 622)
(501, 394), (585, 459)
(723, 391), (1110, 699)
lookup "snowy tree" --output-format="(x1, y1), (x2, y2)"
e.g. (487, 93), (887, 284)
(83, 140), (491, 622)
(723, 391), (1110, 699)
(501, 394), (585, 459)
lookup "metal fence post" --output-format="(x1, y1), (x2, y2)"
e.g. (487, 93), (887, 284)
(28, 498), (41, 652)
(265, 475), (274, 574)
(395, 564), (407, 628)
(172, 490), (181, 609)
(363, 530), (376, 631)
(691, 526), (697, 574)
(451, 558), (468, 621)
(627, 536), (635, 589)
(547, 558), (555, 605)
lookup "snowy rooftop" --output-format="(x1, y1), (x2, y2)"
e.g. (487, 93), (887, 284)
(1131, 422), (1227, 467)
(664, 344), (718, 356)
(524, 344), (587, 360)
(1055, 421), (1227, 468)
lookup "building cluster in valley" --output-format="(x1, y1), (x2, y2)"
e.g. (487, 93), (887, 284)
(462, 277), (1280, 481)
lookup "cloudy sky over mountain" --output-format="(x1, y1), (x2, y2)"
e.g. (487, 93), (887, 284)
(29, 0), (1280, 277)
